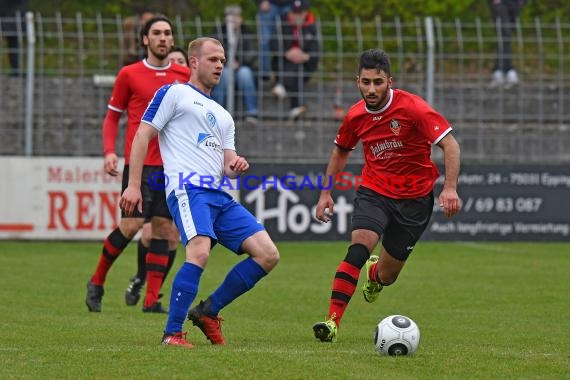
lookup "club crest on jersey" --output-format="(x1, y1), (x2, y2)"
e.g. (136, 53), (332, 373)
(390, 119), (401, 135)
(206, 111), (217, 129)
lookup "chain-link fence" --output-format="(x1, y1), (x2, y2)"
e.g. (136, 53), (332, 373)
(1, 12), (569, 163)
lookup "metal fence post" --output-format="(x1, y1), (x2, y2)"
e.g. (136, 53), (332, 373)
(24, 11), (35, 156)
(424, 16), (434, 106)
(226, 13), (236, 115)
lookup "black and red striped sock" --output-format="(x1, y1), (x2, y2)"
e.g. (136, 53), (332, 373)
(143, 239), (169, 308)
(161, 248), (177, 287)
(136, 239), (148, 281)
(91, 228), (130, 285)
(328, 244), (369, 326)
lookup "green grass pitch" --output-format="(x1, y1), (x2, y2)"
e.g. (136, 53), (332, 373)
(0, 241), (568, 379)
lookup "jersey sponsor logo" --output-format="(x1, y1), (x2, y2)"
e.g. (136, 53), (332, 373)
(373, 115), (382, 121)
(390, 119), (401, 135)
(370, 139), (404, 158)
(197, 132), (212, 144)
(197, 132), (222, 153)
(206, 111), (217, 129)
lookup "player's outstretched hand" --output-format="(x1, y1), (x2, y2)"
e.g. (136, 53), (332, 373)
(120, 186), (142, 217)
(438, 187), (461, 218)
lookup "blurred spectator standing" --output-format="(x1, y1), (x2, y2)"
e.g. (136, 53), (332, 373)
(122, 9), (155, 66)
(0, 0), (27, 76)
(256, 0), (294, 80)
(488, 0), (526, 88)
(212, 5), (259, 124)
(270, 0), (319, 120)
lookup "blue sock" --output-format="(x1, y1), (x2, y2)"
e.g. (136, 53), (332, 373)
(164, 262), (203, 334)
(208, 257), (267, 316)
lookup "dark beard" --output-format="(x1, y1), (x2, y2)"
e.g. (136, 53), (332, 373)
(148, 46), (169, 61)
(153, 52), (168, 61)
(362, 89), (390, 111)
(366, 102), (382, 111)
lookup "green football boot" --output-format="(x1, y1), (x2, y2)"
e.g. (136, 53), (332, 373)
(313, 313), (338, 342)
(362, 255), (383, 303)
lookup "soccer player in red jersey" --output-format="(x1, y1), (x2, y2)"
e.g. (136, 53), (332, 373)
(312, 49), (461, 342)
(85, 15), (190, 313)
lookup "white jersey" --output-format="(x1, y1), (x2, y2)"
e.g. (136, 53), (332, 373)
(141, 83), (235, 195)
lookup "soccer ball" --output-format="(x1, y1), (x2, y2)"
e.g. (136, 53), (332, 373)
(374, 315), (420, 356)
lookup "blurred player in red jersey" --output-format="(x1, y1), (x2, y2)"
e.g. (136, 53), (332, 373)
(312, 49), (461, 342)
(85, 15), (190, 313)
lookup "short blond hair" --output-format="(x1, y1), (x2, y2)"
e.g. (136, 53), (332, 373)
(187, 37), (223, 58)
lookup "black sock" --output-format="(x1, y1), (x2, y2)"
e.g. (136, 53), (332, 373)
(161, 249), (177, 287)
(136, 240), (147, 281)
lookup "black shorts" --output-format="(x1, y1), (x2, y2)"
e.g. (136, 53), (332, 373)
(351, 186), (434, 261)
(121, 165), (172, 220)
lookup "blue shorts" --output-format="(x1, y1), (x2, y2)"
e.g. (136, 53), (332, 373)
(167, 186), (265, 253)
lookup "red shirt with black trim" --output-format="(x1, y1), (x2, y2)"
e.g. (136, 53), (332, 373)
(334, 88), (452, 199)
(104, 59), (190, 165)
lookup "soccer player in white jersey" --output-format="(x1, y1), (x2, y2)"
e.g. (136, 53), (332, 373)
(120, 37), (280, 348)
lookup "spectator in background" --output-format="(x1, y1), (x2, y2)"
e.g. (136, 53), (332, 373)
(255, 0), (294, 81)
(212, 5), (259, 124)
(168, 46), (189, 66)
(488, 0), (526, 88)
(270, 0), (319, 120)
(0, 0), (27, 76)
(122, 9), (155, 66)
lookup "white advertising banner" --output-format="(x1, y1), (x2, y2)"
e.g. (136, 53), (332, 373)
(0, 156), (123, 240)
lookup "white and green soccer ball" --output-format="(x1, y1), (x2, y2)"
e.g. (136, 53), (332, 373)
(374, 315), (420, 356)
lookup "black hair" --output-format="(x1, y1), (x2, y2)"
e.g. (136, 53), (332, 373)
(358, 49), (391, 76)
(169, 46), (189, 66)
(139, 14), (173, 49)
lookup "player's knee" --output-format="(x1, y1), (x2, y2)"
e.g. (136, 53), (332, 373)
(185, 249), (210, 267)
(255, 242), (280, 272)
(150, 217), (173, 238)
(266, 244), (280, 270)
(167, 223), (180, 249)
(120, 219), (144, 238)
(168, 237), (180, 250)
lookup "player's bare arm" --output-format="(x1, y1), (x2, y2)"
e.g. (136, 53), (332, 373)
(224, 149), (249, 178)
(316, 146), (351, 223)
(120, 122), (158, 216)
(437, 133), (461, 218)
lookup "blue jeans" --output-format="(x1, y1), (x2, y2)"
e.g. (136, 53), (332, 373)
(212, 65), (258, 116)
(257, 3), (291, 76)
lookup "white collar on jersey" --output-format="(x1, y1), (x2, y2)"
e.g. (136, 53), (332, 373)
(142, 58), (171, 71)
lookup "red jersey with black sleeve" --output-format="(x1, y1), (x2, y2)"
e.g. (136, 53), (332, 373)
(103, 59), (190, 165)
(334, 88), (452, 199)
